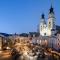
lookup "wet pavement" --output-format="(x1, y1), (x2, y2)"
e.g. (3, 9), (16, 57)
(0, 53), (60, 60)
(0, 49), (60, 60)
(10, 53), (60, 60)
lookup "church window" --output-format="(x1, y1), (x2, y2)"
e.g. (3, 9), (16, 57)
(58, 43), (59, 45)
(41, 26), (42, 31)
(49, 22), (50, 24)
(49, 22), (51, 28)
(44, 33), (46, 36)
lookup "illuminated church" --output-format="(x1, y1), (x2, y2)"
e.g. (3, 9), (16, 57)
(39, 6), (57, 36)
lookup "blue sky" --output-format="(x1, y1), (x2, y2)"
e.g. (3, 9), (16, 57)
(0, 0), (60, 34)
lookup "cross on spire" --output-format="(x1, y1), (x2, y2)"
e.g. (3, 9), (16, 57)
(51, 0), (54, 8)
(51, 0), (53, 7)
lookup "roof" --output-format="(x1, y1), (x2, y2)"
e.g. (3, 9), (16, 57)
(49, 6), (54, 13)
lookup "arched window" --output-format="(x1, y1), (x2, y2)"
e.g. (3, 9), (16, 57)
(49, 22), (51, 28)
(41, 26), (42, 31)
(44, 33), (46, 36)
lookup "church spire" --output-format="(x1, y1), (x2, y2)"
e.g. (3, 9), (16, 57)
(49, 5), (54, 13)
(49, 0), (54, 13)
(41, 13), (46, 24)
(41, 13), (45, 19)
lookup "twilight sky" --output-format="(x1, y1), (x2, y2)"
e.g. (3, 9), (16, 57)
(0, 0), (60, 34)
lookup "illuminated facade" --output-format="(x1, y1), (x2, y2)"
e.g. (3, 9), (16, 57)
(0, 35), (7, 50)
(0, 36), (3, 50)
(39, 6), (56, 36)
(56, 33), (60, 50)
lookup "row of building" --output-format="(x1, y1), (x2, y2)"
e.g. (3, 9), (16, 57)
(0, 32), (60, 52)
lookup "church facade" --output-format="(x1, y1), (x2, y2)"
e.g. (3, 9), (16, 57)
(39, 6), (56, 36)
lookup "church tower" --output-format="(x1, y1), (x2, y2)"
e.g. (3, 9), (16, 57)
(47, 5), (56, 36)
(40, 14), (47, 36)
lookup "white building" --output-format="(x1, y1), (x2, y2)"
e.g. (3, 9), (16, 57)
(39, 6), (56, 36)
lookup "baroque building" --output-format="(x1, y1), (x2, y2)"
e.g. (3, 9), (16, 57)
(39, 6), (56, 36)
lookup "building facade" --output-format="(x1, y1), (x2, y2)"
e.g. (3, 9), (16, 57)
(39, 6), (56, 36)
(0, 35), (8, 50)
(56, 33), (60, 51)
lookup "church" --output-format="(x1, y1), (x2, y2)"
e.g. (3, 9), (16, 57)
(39, 5), (57, 36)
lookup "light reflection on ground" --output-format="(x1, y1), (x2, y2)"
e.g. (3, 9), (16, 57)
(0, 43), (60, 60)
